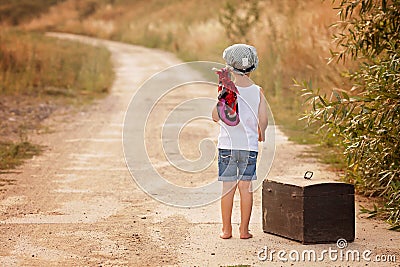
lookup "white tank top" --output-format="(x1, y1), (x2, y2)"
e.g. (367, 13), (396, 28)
(217, 84), (260, 152)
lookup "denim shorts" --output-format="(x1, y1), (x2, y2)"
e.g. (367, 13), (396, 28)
(218, 149), (258, 181)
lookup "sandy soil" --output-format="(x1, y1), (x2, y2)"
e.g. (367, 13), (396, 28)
(0, 34), (399, 267)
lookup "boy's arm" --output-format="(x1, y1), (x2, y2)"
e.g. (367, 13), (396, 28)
(258, 88), (268, 142)
(212, 105), (220, 122)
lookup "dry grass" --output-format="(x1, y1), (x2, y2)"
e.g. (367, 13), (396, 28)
(0, 0), (65, 26)
(0, 28), (113, 98)
(22, 0), (349, 90)
(0, 141), (42, 170)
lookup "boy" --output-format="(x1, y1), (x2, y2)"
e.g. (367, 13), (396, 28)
(212, 44), (268, 239)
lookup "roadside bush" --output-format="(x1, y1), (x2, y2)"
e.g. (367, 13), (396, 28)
(300, 0), (400, 230)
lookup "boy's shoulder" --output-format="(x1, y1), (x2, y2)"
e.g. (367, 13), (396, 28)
(235, 82), (261, 88)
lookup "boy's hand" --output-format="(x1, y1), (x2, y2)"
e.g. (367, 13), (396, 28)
(212, 105), (220, 122)
(258, 89), (268, 142)
(258, 127), (265, 142)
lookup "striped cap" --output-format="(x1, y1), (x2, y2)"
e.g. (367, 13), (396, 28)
(222, 44), (258, 74)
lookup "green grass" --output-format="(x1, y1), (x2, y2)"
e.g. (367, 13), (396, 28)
(0, 141), (42, 170)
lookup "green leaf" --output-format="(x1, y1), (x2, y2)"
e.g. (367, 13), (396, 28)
(388, 224), (400, 231)
(318, 95), (328, 107)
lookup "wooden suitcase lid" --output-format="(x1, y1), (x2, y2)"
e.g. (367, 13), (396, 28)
(264, 176), (354, 196)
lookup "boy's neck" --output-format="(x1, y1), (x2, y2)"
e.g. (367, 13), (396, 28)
(233, 73), (254, 87)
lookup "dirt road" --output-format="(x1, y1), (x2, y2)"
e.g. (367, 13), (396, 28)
(0, 34), (399, 266)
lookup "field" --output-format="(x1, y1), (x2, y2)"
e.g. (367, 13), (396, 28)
(1, 0), (351, 177)
(21, 0), (351, 137)
(0, 2), (398, 264)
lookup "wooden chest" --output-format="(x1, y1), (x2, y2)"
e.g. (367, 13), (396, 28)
(262, 177), (355, 244)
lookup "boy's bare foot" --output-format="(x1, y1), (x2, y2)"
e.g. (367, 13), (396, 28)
(219, 232), (232, 239)
(239, 225), (253, 239)
(239, 232), (253, 239)
(220, 227), (232, 239)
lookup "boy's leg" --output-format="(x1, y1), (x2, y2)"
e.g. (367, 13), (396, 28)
(220, 181), (237, 239)
(237, 180), (253, 239)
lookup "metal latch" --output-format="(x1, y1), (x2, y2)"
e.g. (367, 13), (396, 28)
(304, 171), (313, 179)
